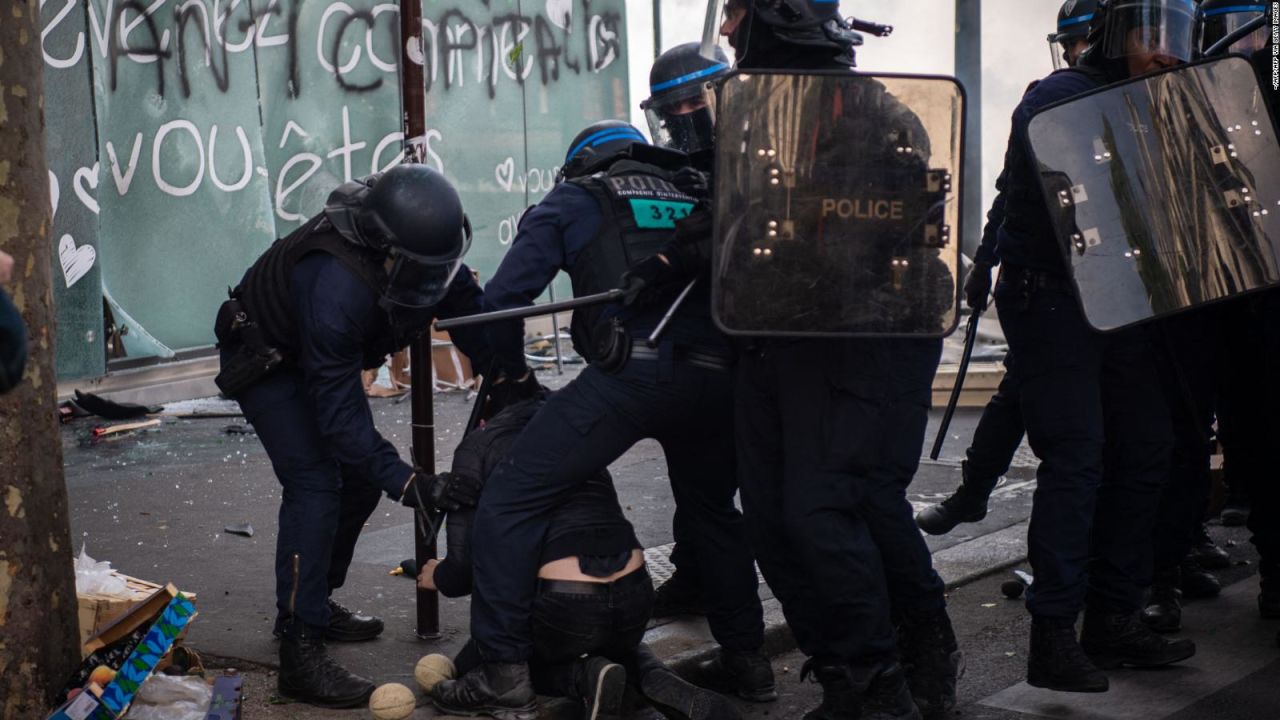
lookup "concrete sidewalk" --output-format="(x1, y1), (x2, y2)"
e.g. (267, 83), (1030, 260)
(62, 365), (1039, 718)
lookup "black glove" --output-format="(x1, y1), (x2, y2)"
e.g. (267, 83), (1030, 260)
(963, 260), (993, 312)
(401, 471), (482, 512)
(661, 206), (713, 275)
(619, 255), (679, 307)
(485, 371), (543, 420)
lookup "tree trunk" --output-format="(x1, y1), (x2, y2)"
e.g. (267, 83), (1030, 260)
(0, 1), (80, 716)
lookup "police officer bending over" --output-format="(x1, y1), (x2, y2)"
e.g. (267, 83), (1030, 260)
(214, 165), (516, 709)
(431, 123), (771, 718)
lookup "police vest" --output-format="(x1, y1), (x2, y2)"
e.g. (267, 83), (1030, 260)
(565, 159), (700, 360)
(234, 214), (395, 369)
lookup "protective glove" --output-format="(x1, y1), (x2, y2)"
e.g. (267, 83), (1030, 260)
(660, 207), (714, 276)
(401, 471), (482, 512)
(485, 371), (544, 420)
(963, 260), (993, 312)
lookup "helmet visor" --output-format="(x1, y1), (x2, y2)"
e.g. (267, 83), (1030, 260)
(1101, 1), (1196, 64)
(644, 86), (718, 154)
(381, 220), (472, 309)
(1200, 6), (1268, 55)
(701, 0), (742, 64)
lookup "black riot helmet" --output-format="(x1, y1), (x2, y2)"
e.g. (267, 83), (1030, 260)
(1197, 1), (1268, 55)
(641, 43), (730, 154)
(1078, 0), (1196, 80)
(325, 164), (472, 310)
(714, 0), (865, 69)
(559, 120), (649, 181)
(1048, 0), (1099, 69)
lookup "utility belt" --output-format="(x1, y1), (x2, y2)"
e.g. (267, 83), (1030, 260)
(999, 266), (1076, 296)
(589, 320), (733, 374)
(213, 291), (285, 399)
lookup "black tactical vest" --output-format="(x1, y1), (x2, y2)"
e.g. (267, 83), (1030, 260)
(565, 159), (699, 359)
(234, 214), (393, 368)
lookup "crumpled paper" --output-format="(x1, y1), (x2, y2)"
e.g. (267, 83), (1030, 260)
(74, 546), (130, 596)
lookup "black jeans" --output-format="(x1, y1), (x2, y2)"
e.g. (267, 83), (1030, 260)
(456, 567), (656, 699)
(735, 338), (947, 664)
(994, 272), (1173, 618)
(470, 353), (763, 662)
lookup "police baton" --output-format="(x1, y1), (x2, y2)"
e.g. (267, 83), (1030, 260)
(647, 279), (698, 348)
(434, 288), (627, 331)
(929, 308), (982, 461)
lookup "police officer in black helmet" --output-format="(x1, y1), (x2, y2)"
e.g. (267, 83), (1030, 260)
(214, 164), (524, 708)
(431, 122), (771, 719)
(984, 0), (1200, 694)
(708, 3), (962, 719)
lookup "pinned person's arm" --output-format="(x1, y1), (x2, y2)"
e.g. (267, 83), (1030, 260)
(0, 288), (26, 395)
(293, 255), (416, 498)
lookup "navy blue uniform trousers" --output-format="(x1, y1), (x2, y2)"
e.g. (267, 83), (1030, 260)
(228, 360), (383, 631)
(470, 351), (764, 662)
(965, 350), (1026, 489)
(995, 273), (1173, 619)
(734, 338), (947, 663)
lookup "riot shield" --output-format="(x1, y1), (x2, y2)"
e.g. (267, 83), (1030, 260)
(1028, 55), (1280, 331)
(711, 71), (964, 337)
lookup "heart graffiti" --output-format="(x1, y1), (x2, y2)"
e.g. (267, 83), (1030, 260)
(49, 170), (60, 219)
(58, 234), (96, 288)
(495, 156), (517, 193)
(73, 162), (100, 215)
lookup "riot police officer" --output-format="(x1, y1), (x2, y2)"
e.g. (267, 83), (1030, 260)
(431, 123), (771, 719)
(714, 3), (961, 719)
(917, 0), (1099, 537)
(985, 0), (1197, 692)
(214, 164), (516, 708)
(641, 41), (732, 619)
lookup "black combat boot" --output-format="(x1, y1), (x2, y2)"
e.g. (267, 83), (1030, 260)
(432, 662), (538, 720)
(1081, 609), (1196, 669)
(800, 660), (920, 720)
(1189, 525), (1231, 570)
(1178, 556), (1221, 599)
(693, 648), (777, 703)
(1026, 617), (1109, 693)
(325, 599), (384, 642)
(1140, 566), (1182, 633)
(897, 608), (962, 718)
(652, 571), (707, 618)
(277, 624), (375, 708)
(640, 668), (743, 720)
(1259, 564), (1280, 619)
(914, 463), (991, 536)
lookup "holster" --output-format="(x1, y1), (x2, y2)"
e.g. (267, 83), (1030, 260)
(214, 293), (284, 398)
(592, 319), (632, 374)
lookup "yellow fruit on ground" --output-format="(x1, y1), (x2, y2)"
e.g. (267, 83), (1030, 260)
(88, 665), (116, 687)
(369, 682), (416, 720)
(414, 653), (456, 692)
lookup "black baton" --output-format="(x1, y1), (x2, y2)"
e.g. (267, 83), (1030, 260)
(435, 289), (626, 331)
(930, 309), (982, 461)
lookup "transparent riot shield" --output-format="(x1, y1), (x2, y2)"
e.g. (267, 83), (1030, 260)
(1028, 55), (1280, 332)
(711, 71), (964, 337)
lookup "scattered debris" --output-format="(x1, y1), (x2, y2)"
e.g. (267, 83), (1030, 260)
(223, 523), (254, 538)
(222, 424), (255, 436)
(92, 418), (162, 438)
(981, 603), (998, 608)
(74, 390), (163, 419)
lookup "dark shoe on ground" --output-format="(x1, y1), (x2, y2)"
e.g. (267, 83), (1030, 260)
(1259, 588), (1280, 619)
(1026, 617), (1108, 693)
(897, 608), (962, 717)
(693, 648), (777, 703)
(1081, 610), (1196, 669)
(862, 663), (924, 720)
(914, 474), (991, 536)
(800, 660), (921, 720)
(652, 572), (708, 618)
(325, 599), (384, 642)
(1141, 569), (1183, 633)
(1190, 526), (1231, 570)
(277, 627), (375, 708)
(580, 656), (626, 720)
(1220, 495), (1249, 527)
(431, 661), (539, 720)
(1179, 557), (1222, 600)
(641, 668), (743, 720)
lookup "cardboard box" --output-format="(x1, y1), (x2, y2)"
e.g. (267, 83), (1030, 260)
(77, 574), (195, 651)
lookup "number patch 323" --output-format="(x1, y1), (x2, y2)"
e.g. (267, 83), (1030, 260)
(630, 199), (694, 229)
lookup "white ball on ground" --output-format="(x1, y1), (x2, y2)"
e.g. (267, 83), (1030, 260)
(414, 653), (456, 692)
(369, 682), (416, 720)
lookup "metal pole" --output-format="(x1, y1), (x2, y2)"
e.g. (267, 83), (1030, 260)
(400, 0), (440, 640)
(548, 281), (564, 374)
(955, 0), (982, 259)
(653, 0), (662, 59)
(435, 289), (627, 330)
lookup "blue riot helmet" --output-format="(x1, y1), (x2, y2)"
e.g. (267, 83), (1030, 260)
(1048, 0), (1099, 69)
(325, 164), (472, 310)
(559, 120), (649, 181)
(641, 43), (730, 154)
(1079, 0), (1196, 80)
(702, 0), (865, 69)
(1198, 0), (1268, 55)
